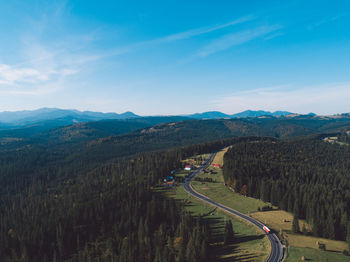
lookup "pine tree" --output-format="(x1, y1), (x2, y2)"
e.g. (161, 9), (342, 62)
(302, 223), (307, 235)
(153, 247), (162, 262)
(200, 240), (207, 261)
(292, 214), (300, 233)
(347, 223), (350, 252)
(186, 236), (197, 262)
(178, 243), (185, 262)
(224, 220), (234, 244)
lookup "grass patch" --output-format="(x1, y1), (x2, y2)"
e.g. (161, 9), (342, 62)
(192, 167), (269, 214)
(160, 185), (270, 261)
(251, 210), (311, 233)
(182, 154), (210, 167)
(173, 170), (190, 178)
(190, 154), (349, 259)
(251, 210), (348, 254)
(286, 246), (349, 262)
(285, 234), (348, 253)
(212, 147), (230, 166)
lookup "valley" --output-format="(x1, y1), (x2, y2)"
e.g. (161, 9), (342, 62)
(0, 111), (350, 261)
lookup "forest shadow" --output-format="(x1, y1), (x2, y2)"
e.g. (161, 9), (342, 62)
(211, 243), (260, 262)
(204, 216), (225, 243)
(235, 234), (265, 243)
(230, 253), (260, 262)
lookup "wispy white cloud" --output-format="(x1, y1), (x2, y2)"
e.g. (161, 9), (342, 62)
(107, 15), (255, 57)
(212, 83), (350, 115)
(196, 25), (282, 57)
(264, 31), (284, 40)
(307, 12), (350, 30)
(0, 64), (49, 85)
(0, 34), (101, 89)
(0, 0), (102, 92)
(158, 15), (255, 42)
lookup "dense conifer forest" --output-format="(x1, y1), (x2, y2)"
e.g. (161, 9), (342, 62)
(0, 132), (243, 261)
(223, 135), (350, 247)
(1, 116), (350, 261)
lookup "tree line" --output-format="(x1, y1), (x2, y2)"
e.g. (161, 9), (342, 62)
(223, 137), (350, 247)
(0, 136), (249, 261)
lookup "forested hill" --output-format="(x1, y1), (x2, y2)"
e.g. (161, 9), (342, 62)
(1, 115), (350, 152)
(0, 116), (191, 149)
(1, 112), (350, 261)
(1, 138), (233, 261)
(1, 116), (350, 179)
(223, 136), (350, 243)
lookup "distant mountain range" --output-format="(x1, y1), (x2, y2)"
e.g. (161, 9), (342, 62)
(187, 110), (295, 119)
(0, 108), (139, 127)
(0, 108), (321, 131)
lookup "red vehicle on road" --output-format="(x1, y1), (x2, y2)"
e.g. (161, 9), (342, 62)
(263, 226), (271, 234)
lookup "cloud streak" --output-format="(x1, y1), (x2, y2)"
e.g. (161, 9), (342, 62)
(159, 15), (255, 42)
(107, 15), (255, 57)
(196, 25), (282, 57)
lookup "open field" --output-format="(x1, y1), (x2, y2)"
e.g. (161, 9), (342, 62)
(160, 184), (271, 262)
(286, 247), (349, 262)
(191, 167), (271, 214)
(251, 210), (311, 233)
(285, 234), (348, 253)
(170, 151), (349, 261)
(190, 154), (349, 260)
(251, 210), (348, 253)
(173, 170), (190, 178)
(212, 147), (230, 166)
(182, 153), (210, 167)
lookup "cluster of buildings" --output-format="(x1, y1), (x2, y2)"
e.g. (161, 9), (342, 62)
(163, 162), (222, 187)
(164, 175), (175, 187)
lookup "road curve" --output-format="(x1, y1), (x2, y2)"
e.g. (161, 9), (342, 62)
(183, 153), (284, 262)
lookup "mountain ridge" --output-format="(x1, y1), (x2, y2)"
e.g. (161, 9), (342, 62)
(0, 108), (337, 130)
(187, 110), (295, 119)
(0, 107), (139, 124)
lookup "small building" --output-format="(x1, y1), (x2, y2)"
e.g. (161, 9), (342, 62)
(165, 175), (174, 182)
(184, 165), (192, 171)
(212, 163), (222, 168)
(163, 175), (176, 187)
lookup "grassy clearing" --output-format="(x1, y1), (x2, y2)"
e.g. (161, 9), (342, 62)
(286, 246), (349, 262)
(160, 184), (270, 261)
(174, 170), (191, 178)
(167, 151), (349, 260)
(192, 167), (269, 214)
(191, 153), (349, 260)
(251, 210), (348, 253)
(285, 234), (348, 253)
(212, 147), (230, 166)
(252, 210), (348, 256)
(182, 154), (210, 167)
(251, 210), (311, 232)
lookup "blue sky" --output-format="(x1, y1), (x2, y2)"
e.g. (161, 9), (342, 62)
(0, 0), (349, 115)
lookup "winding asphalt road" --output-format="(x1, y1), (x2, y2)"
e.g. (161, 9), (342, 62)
(183, 153), (284, 262)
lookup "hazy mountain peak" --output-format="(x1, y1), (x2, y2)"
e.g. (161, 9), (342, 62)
(231, 110), (293, 118)
(188, 111), (230, 119)
(0, 108), (139, 125)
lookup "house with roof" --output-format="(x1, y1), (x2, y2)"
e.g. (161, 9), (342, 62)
(184, 165), (192, 171)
